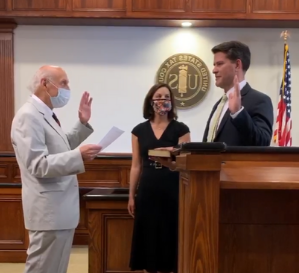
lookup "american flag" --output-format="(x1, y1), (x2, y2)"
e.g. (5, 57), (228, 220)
(273, 43), (292, 146)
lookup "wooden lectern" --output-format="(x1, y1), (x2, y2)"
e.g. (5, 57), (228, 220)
(175, 142), (299, 273)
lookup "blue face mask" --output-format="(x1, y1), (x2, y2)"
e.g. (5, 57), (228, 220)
(48, 82), (70, 108)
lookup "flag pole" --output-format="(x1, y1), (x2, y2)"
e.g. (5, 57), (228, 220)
(280, 31), (289, 96)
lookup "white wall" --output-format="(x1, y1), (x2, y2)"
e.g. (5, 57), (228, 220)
(14, 26), (299, 152)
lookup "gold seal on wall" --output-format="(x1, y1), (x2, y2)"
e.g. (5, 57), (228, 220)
(156, 53), (210, 109)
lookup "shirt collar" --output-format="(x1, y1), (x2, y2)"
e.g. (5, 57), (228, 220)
(31, 94), (53, 117)
(225, 80), (247, 98)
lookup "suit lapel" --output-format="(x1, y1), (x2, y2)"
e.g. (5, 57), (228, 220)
(43, 113), (71, 150)
(214, 108), (230, 139)
(214, 83), (251, 140)
(27, 97), (71, 150)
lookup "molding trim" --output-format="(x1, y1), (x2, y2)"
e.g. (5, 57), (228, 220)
(0, 24), (16, 152)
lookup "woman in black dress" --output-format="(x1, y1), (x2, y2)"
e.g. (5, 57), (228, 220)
(128, 83), (190, 273)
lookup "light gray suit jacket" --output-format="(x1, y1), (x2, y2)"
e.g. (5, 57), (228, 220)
(11, 97), (93, 231)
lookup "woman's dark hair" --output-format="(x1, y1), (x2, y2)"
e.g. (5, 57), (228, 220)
(143, 83), (178, 120)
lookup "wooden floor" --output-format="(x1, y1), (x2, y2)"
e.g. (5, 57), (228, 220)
(0, 246), (88, 273)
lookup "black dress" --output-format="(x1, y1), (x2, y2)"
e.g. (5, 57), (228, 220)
(129, 119), (190, 273)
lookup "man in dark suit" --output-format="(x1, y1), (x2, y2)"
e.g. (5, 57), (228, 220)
(203, 41), (274, 146)
(150, 41), (274, 169)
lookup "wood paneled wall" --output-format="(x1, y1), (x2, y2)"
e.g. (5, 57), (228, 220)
(0, 0), (299, 27)
(0, 24), (15, 153)
(0, 154), (132, 262)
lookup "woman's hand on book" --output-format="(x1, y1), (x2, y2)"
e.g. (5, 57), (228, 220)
(149, 156), (177, 171)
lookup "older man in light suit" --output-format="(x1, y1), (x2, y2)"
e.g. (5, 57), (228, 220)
(11, 65), (102, 273)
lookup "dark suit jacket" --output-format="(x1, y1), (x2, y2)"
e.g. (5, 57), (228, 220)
(202, 83), (274, 146)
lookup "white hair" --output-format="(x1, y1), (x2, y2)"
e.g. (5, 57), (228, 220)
(27, 66), (59, 93)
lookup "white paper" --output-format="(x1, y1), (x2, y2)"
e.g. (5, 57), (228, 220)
(98, 126), (125, 151)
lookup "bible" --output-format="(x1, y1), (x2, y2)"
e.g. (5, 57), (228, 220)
(148, 144), (184, 158)
(148, 149), (172, 158)
(148, 142), (227, 158)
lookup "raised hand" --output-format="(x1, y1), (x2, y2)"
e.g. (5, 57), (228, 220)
(78, 91), (93, 124)
(228, 75), (242, 114)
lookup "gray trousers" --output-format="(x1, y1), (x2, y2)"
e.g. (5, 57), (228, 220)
(24, 229), (75, 273)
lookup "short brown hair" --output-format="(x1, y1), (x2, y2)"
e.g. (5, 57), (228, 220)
(143, 83), (178, 120)
(211, 41), (251, 72)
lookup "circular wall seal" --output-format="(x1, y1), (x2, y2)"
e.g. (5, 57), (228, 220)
(156, 53), (211, 109)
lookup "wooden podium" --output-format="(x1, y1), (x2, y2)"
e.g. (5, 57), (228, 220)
(175, 142), (299, 273)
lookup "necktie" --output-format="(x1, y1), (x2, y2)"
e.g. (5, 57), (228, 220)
(207, 94), (228, 142)
(52, 113), (61, 127)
